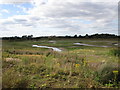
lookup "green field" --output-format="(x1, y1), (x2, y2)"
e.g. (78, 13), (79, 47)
(2, 39), (120, 88)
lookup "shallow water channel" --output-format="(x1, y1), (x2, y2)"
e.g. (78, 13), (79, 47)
(32, 45), (62, 52)
(74, 43), (110, 47)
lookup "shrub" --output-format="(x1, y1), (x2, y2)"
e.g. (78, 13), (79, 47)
(110, 49), (120, 57)
(2, 68), (29, 88)
(96, 63), (120, 87)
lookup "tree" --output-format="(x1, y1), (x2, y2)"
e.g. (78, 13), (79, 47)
(28, 35), (33, 40)
(85, 34), (89, 38)
(22, 35), (27, 40)
(74, 35), (77, 38)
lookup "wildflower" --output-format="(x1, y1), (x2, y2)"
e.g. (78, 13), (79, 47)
(75, 64), (80, 67)
(42, 84), (47, 87)
(57, 63), (60, 66)
(113, 70), (119, 74)
(46, 74), (50, 77)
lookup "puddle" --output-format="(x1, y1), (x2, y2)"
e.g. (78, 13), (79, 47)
(48, 41), (56, 44)
(74, 43), (110, 47)
(32, 45), (62, 52)
(114, 43), (118, 46)
(111, 43), (119, 46)
(48, 41), (56, 43)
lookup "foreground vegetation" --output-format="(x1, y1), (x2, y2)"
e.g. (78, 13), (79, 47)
(2, 38), (120, 88)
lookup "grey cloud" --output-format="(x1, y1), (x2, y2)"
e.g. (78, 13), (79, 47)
(30, 17), (41, 21)
(2, 18), (28, 25)
(14, 19), (27, 22)
(13, 18), (35, 27)
(0, 1), (118, 36)
(37, 2), (117, 33)
(2, 21), (15, 25)
(0, 0), (31, 4)
(44, 2), (117, 20)
(1, 18), (35, 28)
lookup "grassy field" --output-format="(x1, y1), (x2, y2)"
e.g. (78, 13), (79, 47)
(2, 38), (120, 88)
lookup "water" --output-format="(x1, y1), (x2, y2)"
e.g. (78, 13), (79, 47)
(32, 45), (62, 52)
(114, 44), (118, 46)
(74, 43), (109, 47)
(48, 41), (56, 43)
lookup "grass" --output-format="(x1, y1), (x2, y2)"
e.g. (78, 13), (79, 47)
(110, 49), (120, 57)
(2, 39), (120, 88)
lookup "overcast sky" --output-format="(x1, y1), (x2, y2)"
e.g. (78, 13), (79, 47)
(0, 0), (119, 37)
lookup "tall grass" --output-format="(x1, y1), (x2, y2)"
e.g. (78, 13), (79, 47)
(110, 49), (120, 57)
(2, 39), (119, 88)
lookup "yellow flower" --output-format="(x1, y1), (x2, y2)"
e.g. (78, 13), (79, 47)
(42, 84), (47, 87)
(75, 64), (80, 67)
(57, 63), (60, 66)
(113, 70), (119, 74)
(46, 74), (50, 77)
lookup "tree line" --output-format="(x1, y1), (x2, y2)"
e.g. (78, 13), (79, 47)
(2, 33), (119, 40)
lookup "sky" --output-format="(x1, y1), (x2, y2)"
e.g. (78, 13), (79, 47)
(0, 0), (119, 37)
